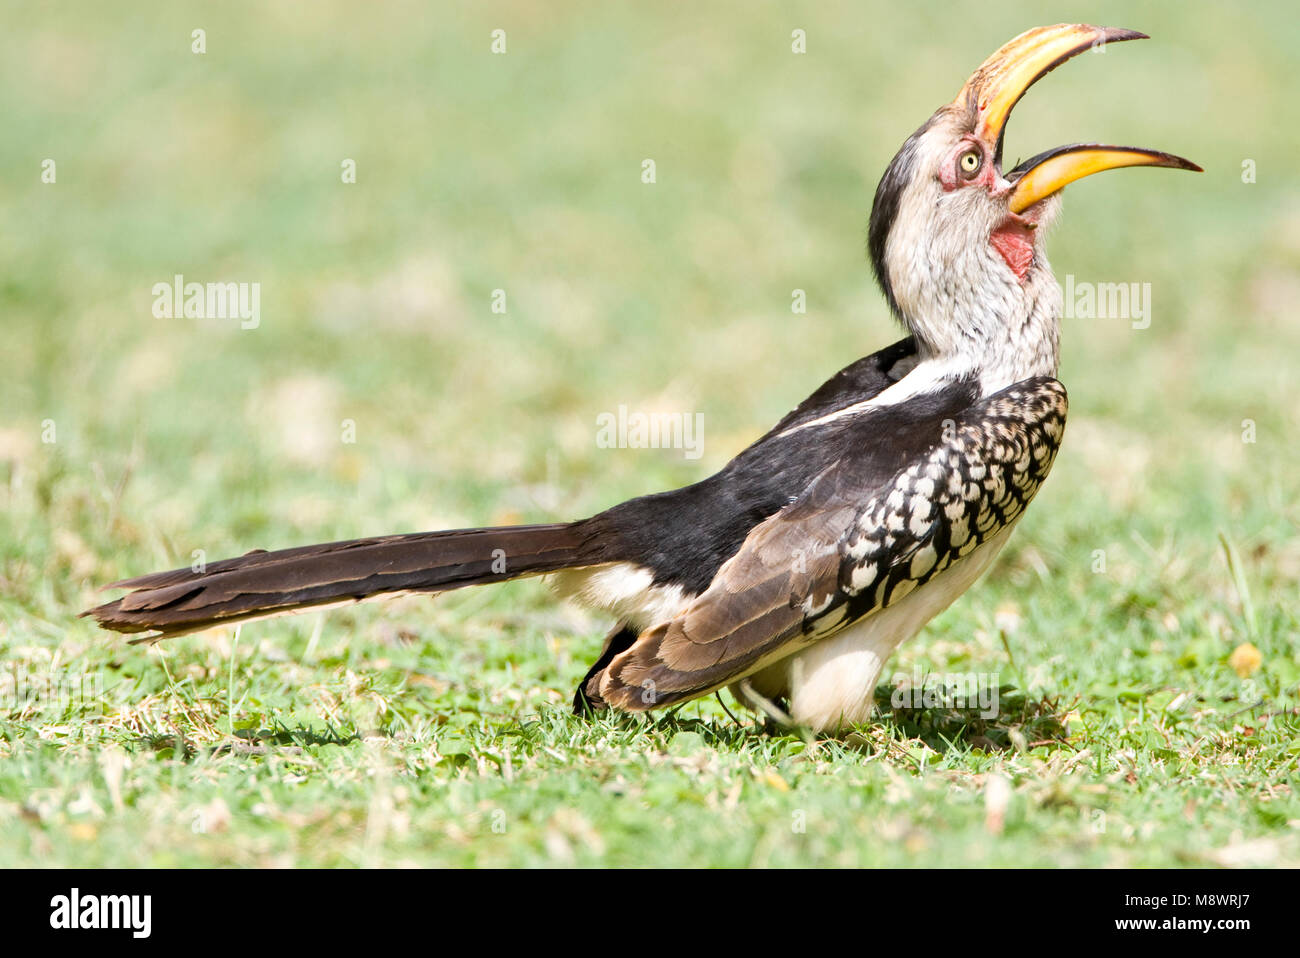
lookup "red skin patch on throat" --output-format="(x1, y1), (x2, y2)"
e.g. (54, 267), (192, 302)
(990, 219), (1036, 281)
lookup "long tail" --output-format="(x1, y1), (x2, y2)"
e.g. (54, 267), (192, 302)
(83, 523), (600, 641)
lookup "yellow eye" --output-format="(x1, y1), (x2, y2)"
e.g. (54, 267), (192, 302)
(959, 150), (982, 176)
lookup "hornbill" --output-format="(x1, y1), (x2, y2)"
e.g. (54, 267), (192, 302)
(85, 24), (1200, 732)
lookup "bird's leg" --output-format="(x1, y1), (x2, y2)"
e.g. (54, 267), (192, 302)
(731, 678), (795, 730)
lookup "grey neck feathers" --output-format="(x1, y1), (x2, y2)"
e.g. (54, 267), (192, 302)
(876, 166), (1064, 397)
(868, 113), (1065, 401)
(906, 262), (1063, 397)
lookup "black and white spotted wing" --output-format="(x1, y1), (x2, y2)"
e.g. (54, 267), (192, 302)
(592, 377), (1068, 710)
(811, 376), (1067, 635)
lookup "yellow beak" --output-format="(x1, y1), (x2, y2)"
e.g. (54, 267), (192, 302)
(953, 23), (1201, 213)
(1006, 144), (1201, 214)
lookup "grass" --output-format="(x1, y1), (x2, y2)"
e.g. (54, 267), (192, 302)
(2, 1), (1298, 867)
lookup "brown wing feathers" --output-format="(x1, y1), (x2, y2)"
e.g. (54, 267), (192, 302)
(591, 474), (854, 710)
(587, 377), (1068, 712)
(84, 523), (591, 640)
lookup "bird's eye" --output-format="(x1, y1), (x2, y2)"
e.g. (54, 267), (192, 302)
(958, 149), (982, 178)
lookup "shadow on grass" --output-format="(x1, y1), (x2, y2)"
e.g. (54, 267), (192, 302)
(142, 722), (363, 759)
(620, 686), (1073, 755)
(867, 684), (1072, 754)
(523, 685), (1074, 758)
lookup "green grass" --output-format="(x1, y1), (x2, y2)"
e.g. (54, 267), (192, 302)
(2, 1), (1298, 866)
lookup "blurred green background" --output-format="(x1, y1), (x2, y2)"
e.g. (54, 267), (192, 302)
(1, 2), (1297, 867)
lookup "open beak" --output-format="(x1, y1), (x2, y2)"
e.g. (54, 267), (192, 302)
(953, 23), (1201, 215)
(1005, 143), (1200, 214)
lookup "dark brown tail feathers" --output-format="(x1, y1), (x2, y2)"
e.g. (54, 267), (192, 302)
(83, 523), (595, 641)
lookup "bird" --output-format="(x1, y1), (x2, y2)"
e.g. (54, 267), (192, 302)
(84, 24), (1200, 733)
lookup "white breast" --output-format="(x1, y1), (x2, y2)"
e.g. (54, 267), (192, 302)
(736, 521), (1018, 732)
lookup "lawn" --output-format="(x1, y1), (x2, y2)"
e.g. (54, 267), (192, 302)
(2, 1), (1298, 867)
